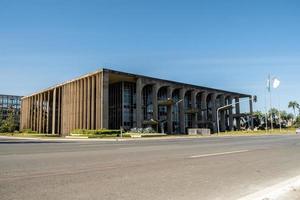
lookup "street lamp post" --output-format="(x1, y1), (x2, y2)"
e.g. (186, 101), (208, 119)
(174, 99), (183, 134)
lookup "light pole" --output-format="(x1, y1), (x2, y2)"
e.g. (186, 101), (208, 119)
(217, 96), (257, 134)
(174, 99), (183, 134)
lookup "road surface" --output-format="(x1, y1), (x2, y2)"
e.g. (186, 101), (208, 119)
(1, 135), (300, 200)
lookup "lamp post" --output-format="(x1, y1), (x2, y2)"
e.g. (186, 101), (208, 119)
(174, 99), (183, 134)
(217, 96), (257, 134)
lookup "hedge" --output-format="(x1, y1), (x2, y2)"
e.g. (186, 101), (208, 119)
(71, 129), (121, 136)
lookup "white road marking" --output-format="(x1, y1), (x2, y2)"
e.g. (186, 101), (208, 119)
(189, 150), (249, 158)
(238, 175), (300, 200)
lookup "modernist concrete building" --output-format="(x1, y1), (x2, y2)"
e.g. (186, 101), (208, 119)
(20, 68), (253, 136)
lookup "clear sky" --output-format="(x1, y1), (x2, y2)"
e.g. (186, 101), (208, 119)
(1, 0), (300, 113)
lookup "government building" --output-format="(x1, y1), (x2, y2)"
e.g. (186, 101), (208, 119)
(20, 68), (253, 136)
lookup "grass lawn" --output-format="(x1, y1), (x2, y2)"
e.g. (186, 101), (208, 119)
(0, 128), (297, 139)
(218, 128), (296, 136)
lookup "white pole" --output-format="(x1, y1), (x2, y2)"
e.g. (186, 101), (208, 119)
(269, 74), (274, 131)
(217, 108), (220, 134)
(264, 88), (268, 133)
(278, 84), (282, 132)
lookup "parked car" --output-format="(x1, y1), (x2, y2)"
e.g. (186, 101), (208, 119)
(296, 128), (300, 134)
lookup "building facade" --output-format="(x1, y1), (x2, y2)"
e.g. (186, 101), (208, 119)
(20, 69), (253, 136)
(0, 94), (22, 129)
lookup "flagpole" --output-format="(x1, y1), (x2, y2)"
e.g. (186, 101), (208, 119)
(269, 74), (274, 131)
(264, 84), (268, 133)
(279, 92), (282, 132)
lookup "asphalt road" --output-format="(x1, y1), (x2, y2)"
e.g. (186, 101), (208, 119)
(1, 135), (300, 200)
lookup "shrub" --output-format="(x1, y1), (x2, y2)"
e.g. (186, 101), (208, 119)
(71, 129), (121, 136)
(129, 127), (156, 134)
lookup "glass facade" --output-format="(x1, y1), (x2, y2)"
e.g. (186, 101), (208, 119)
(0, 95), (22, 129)
(123, 82), (136, 128)
(109, 82), (136, 130)
(142, 85), (153, 121)
(172, 89), (180, 133)
(157, 87), (168, 133)
(184, 91), (193, 131)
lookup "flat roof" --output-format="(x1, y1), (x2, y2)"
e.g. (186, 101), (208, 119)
(104, 68), (251, 98)
(22, 67), (252, 99)
(0, 94), (23, 98)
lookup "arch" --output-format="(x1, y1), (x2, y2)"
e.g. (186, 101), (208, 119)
(171, 88), (181, 133)
(196, 91), (205, 126)
(142, 84), (154, 121)
(184, 90), (193, 132)
(206, 92), (218, 131)
(157, 86), (169, 133)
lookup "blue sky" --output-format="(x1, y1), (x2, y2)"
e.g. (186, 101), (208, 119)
(1, 0), (300, 113)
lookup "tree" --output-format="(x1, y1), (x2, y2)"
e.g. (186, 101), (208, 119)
(0, 110), (3, 127)
(288, 101), (299, 119)
(0, 109), (16, 133)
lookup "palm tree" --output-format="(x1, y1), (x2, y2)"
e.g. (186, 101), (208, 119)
(288, 101), (299, 120)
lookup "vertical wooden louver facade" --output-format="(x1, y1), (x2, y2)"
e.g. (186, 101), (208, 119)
(20, 70), (109, 136)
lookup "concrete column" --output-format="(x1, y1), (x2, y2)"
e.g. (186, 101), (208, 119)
(211, 93), (218, 133)
(91, 76), (95, 129)
(69, 83), (73, 133)
(61, 86), (66, 135)
(57, 88), (61, 135)
(152, 84), (159, 121)
(42, 92), (45, 133)
(20, 99), (24, 130)
(66, 85), (70, 134)
(249, 97), (254, 130)
(179, 88), (186, 134)
(79, 79), (83, 129)
(38, 93), (42, 133)
(101, 71), (109, 129)
(35, 95), (38, 132)
(46, 91), (50, 133)
(87, 77), (91, 129)
(41, 93), (44, 133)
(70, 83), (74, 131)
(52, 88), (57, 134)
(228, 96), (234, 131)
(23, 99), (26, 129)
(73, 82), (77, 130)
(36, 95), (39, 133)
(191, 90), (197, 128)
(235, 97), (241, 130)
(36, 95), (39, 132)
(70, 83), (74, 132)
(20, 100), (23, 130)
(83, 78), (87, 129)
(201, 92), (208, 123)
(95, 73), (101, 129)
(167, 86), (173, 133)
(33, 96), (36, 131)
(20, 100), (24, 130)
(30, 97), (33, 130)
(220, 95), (226, 132)
(76, 80), (80, 129)
(136, 78), (143, 128)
